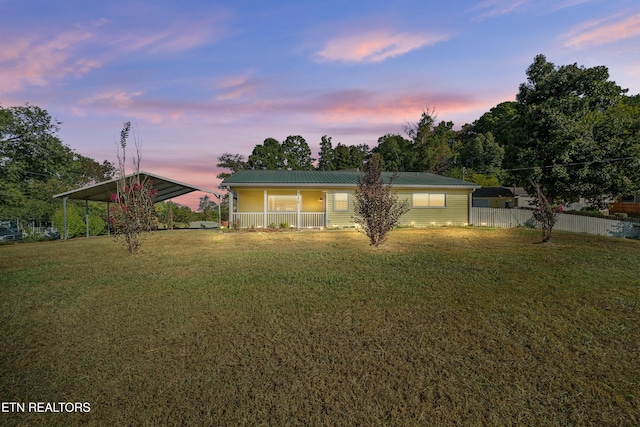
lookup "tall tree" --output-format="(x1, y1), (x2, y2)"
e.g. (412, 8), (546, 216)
(282, 135), (314, 170)
(248, 138), (285, 170)
(198, 195), (217, 221)
(404, 112), (456, 174)
(332, 142), (369, 170)
(69, 154), (115, 186)
(472, 101), (520, 148)
(317, 135), (335, 171)
(333, 143), (354, 170)
(246, 136), (315, 170)
(349, 144), (370, 170)
(372, 134), (413, 171)
(1, 104), (113, 223)
(507, 54), (640, 206)
(1, 104), (72, 184)
(216, 153), (247, 180)
(460, 132), (504, 175)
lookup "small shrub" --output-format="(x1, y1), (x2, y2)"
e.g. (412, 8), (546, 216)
(22, 232), (43, 243)
(279, 222), (289, 229)
(52, 206), (85, 238)
(353, 154), (410, 246)
(88, 215), (107, 236)
(614, 212), (628, 218)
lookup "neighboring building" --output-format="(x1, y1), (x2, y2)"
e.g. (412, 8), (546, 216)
(511, 187), (535, 208)
(476, 186), (619, 213)
(221, 170), (479, 228)
(611, 193), (640, 216)
(472, 187), (514, 208)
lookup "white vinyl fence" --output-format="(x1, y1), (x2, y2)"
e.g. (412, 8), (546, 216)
(471, 207), (640, 239)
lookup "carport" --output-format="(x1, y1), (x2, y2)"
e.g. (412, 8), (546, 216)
(53, 171), (223, 239)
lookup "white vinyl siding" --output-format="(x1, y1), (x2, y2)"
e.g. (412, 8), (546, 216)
(399, 190), (469, 226)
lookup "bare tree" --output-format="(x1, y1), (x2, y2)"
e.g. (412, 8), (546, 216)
(531, 181), (561, 243)
(109, 122), (157, 254)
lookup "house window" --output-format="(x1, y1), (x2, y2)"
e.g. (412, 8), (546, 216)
(413, 193), (446, 208)
(334, 192), (349, 211)
(268, 195), (297, 211)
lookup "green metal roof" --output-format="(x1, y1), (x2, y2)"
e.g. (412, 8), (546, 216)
(221, 170), (479, 188)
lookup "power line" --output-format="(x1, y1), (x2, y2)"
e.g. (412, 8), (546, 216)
(502, 156), (638, 172)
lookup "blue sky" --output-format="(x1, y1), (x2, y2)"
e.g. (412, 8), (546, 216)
(2, 0), (639, 207)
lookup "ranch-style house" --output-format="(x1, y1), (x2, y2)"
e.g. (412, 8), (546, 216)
(221, 170), (479, 229)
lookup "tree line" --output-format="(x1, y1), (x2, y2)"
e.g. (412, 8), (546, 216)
(0, 104), (115, 225)
(0, 105), (219, 234)
(3, 54), (640, 231)
(218, 55), (640, 209)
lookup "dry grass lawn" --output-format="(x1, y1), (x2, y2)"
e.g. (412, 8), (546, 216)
(0, 227), (639, 426)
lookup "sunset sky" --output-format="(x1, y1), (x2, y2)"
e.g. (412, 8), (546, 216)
(2, 0), (640, 208)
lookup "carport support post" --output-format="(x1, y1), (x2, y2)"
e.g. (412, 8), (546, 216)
(229, 190), (234, 227)
(85, 200), (89, 238)
(63, 197), (68, 241)
(216, 195), (221, 230)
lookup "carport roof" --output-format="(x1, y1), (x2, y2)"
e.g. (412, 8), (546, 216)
(53, 171), (222, 202)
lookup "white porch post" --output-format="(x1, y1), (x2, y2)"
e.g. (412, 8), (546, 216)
(264, 189), (267, 228)
(297, 189), (301, 228)
(324, 191), (328, 228)
(229, 190), (234, 227)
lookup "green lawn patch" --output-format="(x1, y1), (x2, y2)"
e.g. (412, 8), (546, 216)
(1, 228), (638, 425)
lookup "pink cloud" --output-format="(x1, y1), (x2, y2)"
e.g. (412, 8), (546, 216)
(214, 73), (268, 101)
(470, 0), (530, 20)
(81, 90), (144, 107)
(548, 0), (593, 11)
(110, 14), (231, 55)
(0, 13), (229, 95)
(0, 28), (101, 93)
(70, 83), (494, 132)
(560, 12), (640, 49)
(312, 89), (482, 124)
(315, 30), (447, 63)
(74, 90), (187, 123)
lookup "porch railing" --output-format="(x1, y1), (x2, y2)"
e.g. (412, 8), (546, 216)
(232, 212), (325, 228)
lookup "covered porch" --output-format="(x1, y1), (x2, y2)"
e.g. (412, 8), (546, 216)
(230, 188), (326, 228)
